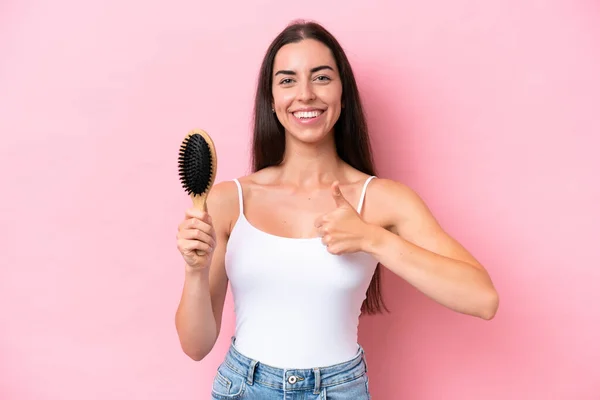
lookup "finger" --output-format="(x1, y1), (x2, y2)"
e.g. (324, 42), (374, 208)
(314, 215), (325, 228)
(181, 239), (213, 254)
(327, 244), (342, 255)
(317, 224), (330, 237)
(331, 181), (350, 208)
(183, 218), (213, 233)
(323, 238), (344, 254)
(316, 226), (324, 238)
(180, 215), (211, 234)
(180, 228), (216, 247)
(185, 208), (211, 223)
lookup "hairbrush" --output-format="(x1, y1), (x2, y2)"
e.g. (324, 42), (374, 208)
(178, 129), (217, 212)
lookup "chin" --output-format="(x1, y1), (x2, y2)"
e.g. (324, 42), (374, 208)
(287, 127), (331, 144)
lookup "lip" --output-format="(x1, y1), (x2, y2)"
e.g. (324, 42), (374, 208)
(290, 108), (325, 125)
(290, 107), (325, 113)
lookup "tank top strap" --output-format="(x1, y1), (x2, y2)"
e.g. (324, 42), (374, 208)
(232, 179), (244, 214)
(357, 176), (376, 214)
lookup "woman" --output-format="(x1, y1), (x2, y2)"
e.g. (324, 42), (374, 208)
(175, 20), (499, 399)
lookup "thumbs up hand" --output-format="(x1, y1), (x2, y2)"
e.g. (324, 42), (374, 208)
(314, 181), (373, 255)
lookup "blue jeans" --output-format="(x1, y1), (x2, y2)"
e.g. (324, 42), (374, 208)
(210, 337), (371, 399)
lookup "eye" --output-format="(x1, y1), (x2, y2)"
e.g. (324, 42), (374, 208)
(315, 75), (331, 82)
(279, 78), (294, 85)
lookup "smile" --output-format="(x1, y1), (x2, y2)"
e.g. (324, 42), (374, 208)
(292, 110), (325, 125)
(293, 110), (323, 119)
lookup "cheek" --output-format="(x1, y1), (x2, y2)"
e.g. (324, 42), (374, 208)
(273, 89), (296, 109)
(320, 88), (343, 110)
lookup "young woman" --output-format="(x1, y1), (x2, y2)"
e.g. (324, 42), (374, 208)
(175, 20), (499, 400)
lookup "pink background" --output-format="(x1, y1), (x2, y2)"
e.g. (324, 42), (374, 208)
(1, 1), (599, 399)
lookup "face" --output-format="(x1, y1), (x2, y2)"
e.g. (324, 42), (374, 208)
(271, 39), (343, 144)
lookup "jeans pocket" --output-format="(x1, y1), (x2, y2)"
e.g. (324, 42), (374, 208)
(211, 364), (246, 400)
(323, 374), (369, 400)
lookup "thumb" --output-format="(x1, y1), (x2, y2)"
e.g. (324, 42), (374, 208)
(331, 181), (350, 207)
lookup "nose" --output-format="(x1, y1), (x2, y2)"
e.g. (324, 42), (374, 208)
(298, 81), (316, 102)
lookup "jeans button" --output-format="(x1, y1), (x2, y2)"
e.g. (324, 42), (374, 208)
(288, 376), (297, 384)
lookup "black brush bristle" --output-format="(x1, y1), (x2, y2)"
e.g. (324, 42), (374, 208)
(178, 133), (213, 196)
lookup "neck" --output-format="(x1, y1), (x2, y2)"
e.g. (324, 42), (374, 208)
(278, 133), (343, 188)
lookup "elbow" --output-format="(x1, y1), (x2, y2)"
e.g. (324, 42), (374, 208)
(182, 344), (209, 361)
(177, 332), (213, 362)
(178, 334), (217, 361)
(478, 288), (499, 320)
(187, 351), (207, 362)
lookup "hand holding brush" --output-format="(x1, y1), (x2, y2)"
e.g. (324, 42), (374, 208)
(176, 129), (218, 270)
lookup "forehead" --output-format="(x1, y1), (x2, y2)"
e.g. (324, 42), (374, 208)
(273, 39), (338, 73)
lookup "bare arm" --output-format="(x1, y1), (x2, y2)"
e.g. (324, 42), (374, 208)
(175, 181), (237, 360)
(364, 179), (499, 320)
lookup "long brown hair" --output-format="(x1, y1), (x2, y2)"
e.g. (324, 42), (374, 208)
(251, 20), (388, 315)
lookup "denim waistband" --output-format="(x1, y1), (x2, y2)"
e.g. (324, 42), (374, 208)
(221, 336), (369, 394)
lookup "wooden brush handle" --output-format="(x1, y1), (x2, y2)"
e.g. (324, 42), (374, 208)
(191, 193), (208, 256)
(191, 193), (207, 211)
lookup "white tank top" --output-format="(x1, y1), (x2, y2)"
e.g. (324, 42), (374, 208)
(224, 176), (378, 369)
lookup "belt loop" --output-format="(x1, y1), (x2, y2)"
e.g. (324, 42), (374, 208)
(313, 368), (321, 394)
(246, 359), (258, 385)
(358, 345), (368, 373)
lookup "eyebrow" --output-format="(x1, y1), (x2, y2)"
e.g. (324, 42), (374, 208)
(274, 65), (334, 76)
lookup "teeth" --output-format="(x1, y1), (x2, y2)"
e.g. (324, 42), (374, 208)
(293, 110), (322, 119)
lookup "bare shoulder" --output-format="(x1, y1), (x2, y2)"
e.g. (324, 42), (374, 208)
(369, 178), (425, 204)
(237, 168), (277, 186)
(206, 180), (241, 237)
(205, 171), (276, 233)
(206, 180), (239, 210)
(235, 168), (283, 198)
(366, 178), (437, 234)
(367, 177), (485, 270)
